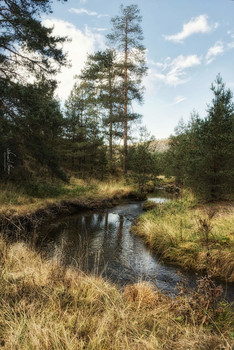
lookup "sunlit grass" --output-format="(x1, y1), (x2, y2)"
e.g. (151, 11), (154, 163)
(133, 190), (234, 281)
(0, 238), (232, 350)
(0, 177), (133, 216)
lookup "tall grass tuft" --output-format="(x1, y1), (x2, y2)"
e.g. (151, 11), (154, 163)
(0, 237), (233, 349)
(133, 190), (234, 281)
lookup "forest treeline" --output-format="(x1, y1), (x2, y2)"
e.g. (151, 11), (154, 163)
(0, 1), (233, 201)
(162, 74), (234, 201)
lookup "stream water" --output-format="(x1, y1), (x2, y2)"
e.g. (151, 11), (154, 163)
(37, 192), (234, 300)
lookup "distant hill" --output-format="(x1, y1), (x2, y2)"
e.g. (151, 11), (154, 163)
(150, 139), (170, 153)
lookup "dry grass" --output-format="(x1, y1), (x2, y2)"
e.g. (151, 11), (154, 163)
(0, 178), (132, 217)
(133, 191), (234, 282)
(88, 178), (133, 198)
(0, 237), (233, 350)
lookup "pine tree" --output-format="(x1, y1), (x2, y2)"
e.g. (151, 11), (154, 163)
(0, 0), (66, 80)
(0, 0), (67, 180)
(64, 81), (106, 178)
(128, 128), (158, 194)
(165, 75), (234, 201)
(202, 74), (234, 200)
(80, 49), (123, 170)
(107, 4), (147, 173)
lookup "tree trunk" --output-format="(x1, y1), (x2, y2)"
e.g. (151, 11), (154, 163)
(123, 17), (128, 174)
(109, 68), (113, 165)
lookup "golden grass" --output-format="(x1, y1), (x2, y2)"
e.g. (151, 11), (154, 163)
(0, 177), (133, 216)
(88, 178), (133, 198)
(0, 238), (233, 350)
(133, 191), (234, 282)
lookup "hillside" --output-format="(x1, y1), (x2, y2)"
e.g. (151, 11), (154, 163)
(150, 139), (170, 153)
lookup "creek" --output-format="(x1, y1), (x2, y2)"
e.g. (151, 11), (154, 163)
(37, 191), (233, 300)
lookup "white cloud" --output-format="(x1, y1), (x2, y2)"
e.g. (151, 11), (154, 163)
(226, 82), (234, 89)
(206, 41), (224, 64)
(80, 0), (87, 3)
(228, 41), (234, 49)
(164, 15), (218, 43)
(148, 57), (171, 70)
(173, 96), (186, 105)
(151, 55), (201, 86)
(43, 19), (106, 100)
(227, 30), (234, 49)
(69, 7), (109, 18)
(204, 31), (234, 64)
(92, 27), (108, 32)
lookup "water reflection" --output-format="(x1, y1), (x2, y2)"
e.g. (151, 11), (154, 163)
(39, 199), (197, 295)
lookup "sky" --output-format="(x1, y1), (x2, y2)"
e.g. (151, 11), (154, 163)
(43, 0), (234, 139)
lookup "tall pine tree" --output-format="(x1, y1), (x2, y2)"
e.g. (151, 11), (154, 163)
(107, 4), (147, 173)
(80, 49), (123, 170)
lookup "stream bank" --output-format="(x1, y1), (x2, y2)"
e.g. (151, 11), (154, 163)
(132, 190), (234, 283)
(0, 186), (137, 237)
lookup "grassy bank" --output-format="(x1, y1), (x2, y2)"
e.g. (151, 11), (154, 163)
(0, 178), (133, 217)
(0, 237), (233, 349)
(133, 191), (234, 282)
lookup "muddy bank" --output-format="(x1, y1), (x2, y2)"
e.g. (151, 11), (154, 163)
(0, 192), (139, 236)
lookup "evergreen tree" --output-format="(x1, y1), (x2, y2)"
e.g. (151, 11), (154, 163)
(107, 4), (147, 173)
(128, 128), (158, 194)
(0, 0), (67, 180)
(201, 74), (234, 199)
(0, 79), (67, 180)
(64, 81), (106, 178)
(80, 49), (123, 170)
(165, 75), (234, 200)
(0, 0), (66, 80)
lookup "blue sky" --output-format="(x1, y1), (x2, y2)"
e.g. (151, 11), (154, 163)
(44, 0), (234, 139)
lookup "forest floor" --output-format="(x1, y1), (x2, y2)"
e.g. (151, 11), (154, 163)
(0, 236), (233, 350)
(132, 190), (234, 282)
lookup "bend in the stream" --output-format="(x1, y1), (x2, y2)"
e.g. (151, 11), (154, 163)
(36, 193), (234, 302)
